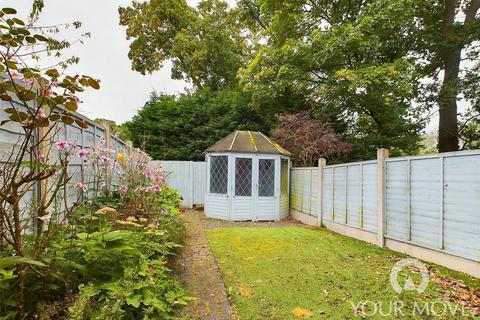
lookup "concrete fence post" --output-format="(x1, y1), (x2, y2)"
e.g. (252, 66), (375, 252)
(37, 114), (53, 231)
(318, 158), (326, 226)
(377, 148), (389, 247)
(101, 121), (112, 148)
(126, 140), (133, 155)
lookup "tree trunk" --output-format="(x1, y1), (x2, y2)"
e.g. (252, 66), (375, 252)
(438, 49), (461, 152)
(438, 0), (460, 152)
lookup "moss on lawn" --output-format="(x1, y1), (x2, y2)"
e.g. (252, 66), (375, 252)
(207, 226), (480, 320)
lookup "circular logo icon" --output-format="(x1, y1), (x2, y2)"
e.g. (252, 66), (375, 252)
(390, 258), (429, 294)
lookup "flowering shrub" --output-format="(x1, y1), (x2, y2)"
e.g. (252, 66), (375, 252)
(0, 6), (186, 319)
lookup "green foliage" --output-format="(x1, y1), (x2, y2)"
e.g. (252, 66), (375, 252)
(0, 189), (187, 319)
(238, 0), (425, 159)
(119, 0), (245, 90)
(61, 226), (187, 319)
(119, 0), (480, 157)
(124, 89), (270, 161)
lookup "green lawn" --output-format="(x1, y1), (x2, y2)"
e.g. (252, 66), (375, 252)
(207, 226), (480, 320)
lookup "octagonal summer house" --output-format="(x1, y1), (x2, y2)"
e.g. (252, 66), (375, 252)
(205, 130), (291, 221)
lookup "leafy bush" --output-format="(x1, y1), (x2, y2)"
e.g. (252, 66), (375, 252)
(0, 5), (188, 319)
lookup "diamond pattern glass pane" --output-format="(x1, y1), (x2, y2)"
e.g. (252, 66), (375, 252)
(259, 159), (275, 197)
(235, 158), (252, 196)
(281, 159), (289, 196)
(210, 156), (228, 194)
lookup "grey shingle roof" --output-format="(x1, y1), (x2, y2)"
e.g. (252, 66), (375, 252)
(206, 131), (291, 156)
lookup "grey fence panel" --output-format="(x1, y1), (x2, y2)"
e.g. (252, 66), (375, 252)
(290, 169), (303, 212)
(67, 125), (82, 145)
(310, 169), (319, 217)
(156, 160), (206, 208)
(0, 100), (129, 225)
(333, 166), (346, 224)
(322, 162), (377, 230)
(443, 154), (480, 261)
(385, 160), (410, 241)
(193, 162), (206, 205)
(346, 165), (361, 228)
(322, 167), (333, 221)
(0, 101), (28, 159)
(290, 168), (318, 217)
(362, 163), (378, 232)
(302, 169), (312, 215)
(410, 158), (441, 248)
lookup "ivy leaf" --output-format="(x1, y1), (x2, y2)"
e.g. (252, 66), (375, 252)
(1, 8), (17, 15)
(18, 90), (36, 101)
(49, 114), (61, 121)
(75, 119), (89, 129)
(34, 34), (48, 42)
(36, 118), (49, 128)
(12, 18), (24, 26)
(46, 69), (60, 78)
(87, 78), (100, 89)
(25, 36), (36, 44)
(61, 116), (74, 125)
(0, 94), (12, 101)
(10, 112), (28, 122)
(65, 100), (78, 112)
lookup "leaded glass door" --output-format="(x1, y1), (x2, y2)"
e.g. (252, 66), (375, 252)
(255, 157), (278, 220)
(231, 155), (279, 221)
(231, 155), (255, 220)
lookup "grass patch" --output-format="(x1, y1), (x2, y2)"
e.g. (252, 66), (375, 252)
(207, 226), (480, 319)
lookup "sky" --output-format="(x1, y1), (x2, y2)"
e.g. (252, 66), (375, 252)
(5, 0), (194, 124)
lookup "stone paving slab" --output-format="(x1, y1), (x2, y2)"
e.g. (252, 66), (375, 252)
(178, 209), (236, 320)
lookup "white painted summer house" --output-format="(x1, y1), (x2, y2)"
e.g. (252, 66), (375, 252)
(205, 130), (291, 221)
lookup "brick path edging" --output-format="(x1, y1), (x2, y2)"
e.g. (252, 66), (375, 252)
(178, 209), (236, 320)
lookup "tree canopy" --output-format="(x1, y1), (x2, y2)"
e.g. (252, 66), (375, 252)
(119, 0), (246, 90)
(119, 0), (480, 162)
(122, 89), (269, 160)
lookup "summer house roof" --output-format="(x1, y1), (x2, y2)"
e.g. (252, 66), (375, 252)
(206, 131), (291, 156)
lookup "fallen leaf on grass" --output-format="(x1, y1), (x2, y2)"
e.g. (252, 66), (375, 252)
(238, 283), (252, 297)
(429, 271), (480, 317)
(292, 307), (313, 318)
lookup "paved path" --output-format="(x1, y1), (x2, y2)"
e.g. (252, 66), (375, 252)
(178, 210), (236, 320)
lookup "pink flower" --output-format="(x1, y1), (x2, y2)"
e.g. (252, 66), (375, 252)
(119, 185), (128, 194)
(148, 184), (162, 192)
(74, 182), (88, 192)
(25, 77), (35, 86)
(144, 169), (153, 178)
(60, 218), (68, 227)
(38, 154), (46, 162)
(99, 137), (105, 146)
(154, 175), (166, 183)
(55, 140), (69, 150)
(34, 107), (46, 119)
(77, 149), (88, 160)
(10, 71), (22, 80)
(100, 156), (111, 165)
